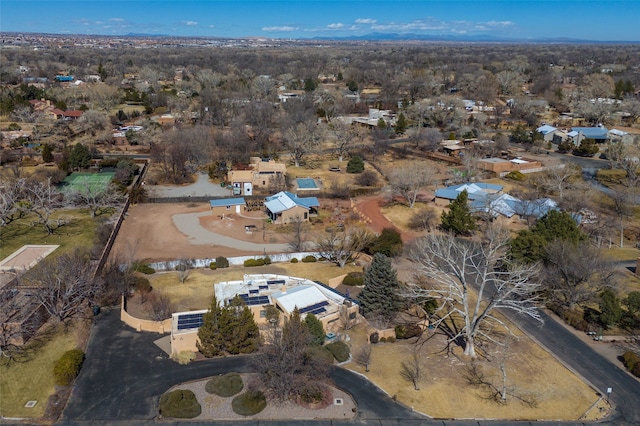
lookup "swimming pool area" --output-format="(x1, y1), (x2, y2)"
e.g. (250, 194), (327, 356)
(296, 177), (319, 190)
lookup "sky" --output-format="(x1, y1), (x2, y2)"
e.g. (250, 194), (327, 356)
(1, 1), (639, 42)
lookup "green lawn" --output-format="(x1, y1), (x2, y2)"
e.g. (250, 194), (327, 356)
(0, 209), (99, 258)
(0, 325), (80, 418)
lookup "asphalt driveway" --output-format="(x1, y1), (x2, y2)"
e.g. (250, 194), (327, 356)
(61, 308), (424, 424)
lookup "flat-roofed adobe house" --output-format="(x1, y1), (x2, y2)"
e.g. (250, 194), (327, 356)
(227, 158), (287, 196)
(169, 274), (359, 355)
(209, 197), (246, 216)
(264, 191), (319, 224)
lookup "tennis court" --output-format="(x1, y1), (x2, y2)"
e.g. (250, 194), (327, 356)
(63, 172), (115, 192)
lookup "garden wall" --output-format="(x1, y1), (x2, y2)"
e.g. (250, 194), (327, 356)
(120, 296), (172, 333)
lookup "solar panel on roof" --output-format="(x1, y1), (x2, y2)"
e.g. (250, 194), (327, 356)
(249, 289), (259, 294)
(309, 307), (326, 315)
(176, 312), (204, 330)
(259, 285), (268, 290)
(267, 279), (286, 285)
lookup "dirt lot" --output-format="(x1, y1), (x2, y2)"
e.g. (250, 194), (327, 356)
(111, 199), (355, 263)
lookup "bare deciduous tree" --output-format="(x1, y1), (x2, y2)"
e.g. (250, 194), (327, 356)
(175, 259), (193, 284)
(400, 347), (423, 390)
(23, 178), (66, 235)
(329, 120), (362, 162)
(543, 240), (614, 309)
(388, 163), (435, 208)
(284, 121), (322, 167)
(405, 225), (541, 357)
(286, 215), (308, 252)
(146, 292), (174, 321)
(66, 182), (123, 218)
(0, 178), (27, 226)
(354, 344), (373, 372)
(315, 226), (374, 268)
(27, 249), (97, 323)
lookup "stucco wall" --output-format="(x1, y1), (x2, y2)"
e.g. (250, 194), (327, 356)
(120, 296), (172, 333)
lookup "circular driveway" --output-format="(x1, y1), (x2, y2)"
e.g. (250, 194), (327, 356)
(61, 309), (425, 424)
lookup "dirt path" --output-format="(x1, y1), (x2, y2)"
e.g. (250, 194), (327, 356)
(353, 196), (418, 243)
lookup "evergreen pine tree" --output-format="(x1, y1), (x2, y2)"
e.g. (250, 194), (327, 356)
(42, 143), (54, 163)
(440, 189), (476, 235)
(395, 113), (408, 134)
(226, 296), (260, 354)
(303, 313), (325, 346)
(197, 295), (226, 357)
(358, 253), (403, 321)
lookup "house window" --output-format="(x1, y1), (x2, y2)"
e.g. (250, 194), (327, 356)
(226, 205), (231, 210)
(349, 312), (356, 320)
(263, 181), (266, 185)
(304, 212), (308, 219)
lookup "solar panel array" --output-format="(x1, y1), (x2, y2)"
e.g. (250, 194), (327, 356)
(237, 294), (270, 306)
(267, 279), (286, 285)
(299, 300), (329, 314)
(259, 285), (269, 290)
(176, 313), (204, 330)
(308, 307), (326, 316)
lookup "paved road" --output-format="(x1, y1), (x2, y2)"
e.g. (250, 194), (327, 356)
(511, 310), (640, 425)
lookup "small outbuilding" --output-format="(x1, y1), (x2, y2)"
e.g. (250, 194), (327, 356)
(264, 191), (319, 224)
(209, 198), (246, 216)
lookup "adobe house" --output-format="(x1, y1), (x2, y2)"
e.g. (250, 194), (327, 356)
(227, 158), (287, 196)
(264, 191), (319, 224)
(477, 157), (543, 176)
(209, 197), (246, 217)
(169, 275), (359, 355)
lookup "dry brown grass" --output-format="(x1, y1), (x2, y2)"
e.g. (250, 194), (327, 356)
(149, 262), (362, 311)
(346, 323), (604, 421)
(381, 202), (444, 232)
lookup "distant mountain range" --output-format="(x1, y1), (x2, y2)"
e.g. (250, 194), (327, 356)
(310, 32), (635, 44)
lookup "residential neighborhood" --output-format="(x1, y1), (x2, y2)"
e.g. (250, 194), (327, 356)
(1, 31), (640, 426)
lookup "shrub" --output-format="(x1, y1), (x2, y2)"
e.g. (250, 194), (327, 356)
(395, 324), (423, 340)
(263, 256), (271, 265)
(386, 336), (396, 343)
(346, 156), (365, 173)
(299, 384), (325, 404)
(505, 170), (526, 181)
(306, 346), (335, 365)
(366, 228), (403, 257)
(205, 372), (244, 397)
(159, 389), (201, 419)
(215, 256), (230, 268)
(379, 337), (387, 343)
(369, 332), (379, 344)
(133, 262), (155, 274)
(209, 262), (217, 270)
(623, 351), (640, 371)
(354, 169), (378, 186)
(244, 258), (264, 267)
(53, 349), (85, 386)
(325, 341), (350, 362)
(302, 255), (317, 263)
(170, 351), (196, 365)
(342, 271), (365, 286)
(290, 257), (299, 263)
(407, 208), (438, 231)
(562, 308), (590, 331)
(131, 276), (152, 293)
(231, 391), (267, 416)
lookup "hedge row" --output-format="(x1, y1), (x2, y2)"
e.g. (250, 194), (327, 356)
(244, 257), (272, 267)
(53, 349), (85, 386)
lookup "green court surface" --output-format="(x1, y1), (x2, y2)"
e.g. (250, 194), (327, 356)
(62, 172), (115, 192)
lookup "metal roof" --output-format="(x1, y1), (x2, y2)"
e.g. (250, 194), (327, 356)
(209, 198), (246, 207)
(264, 191), (319, 214)
(571, 127), (609, 139)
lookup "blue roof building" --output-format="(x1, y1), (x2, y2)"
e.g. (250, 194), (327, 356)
(570, 127), (609, 143)
(264, 191), (319, 224)
(209, 197), (246, 215)
(435, 182), (503, 203)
